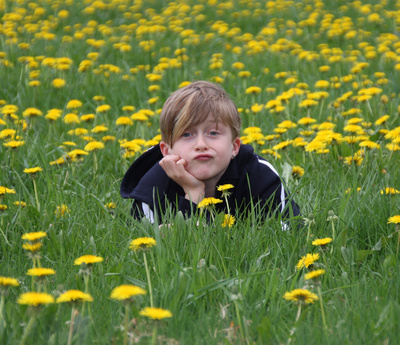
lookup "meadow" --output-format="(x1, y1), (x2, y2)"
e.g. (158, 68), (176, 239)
(1, 0), (400, 344)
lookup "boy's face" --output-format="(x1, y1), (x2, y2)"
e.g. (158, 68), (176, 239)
(160, 114), (240, 186)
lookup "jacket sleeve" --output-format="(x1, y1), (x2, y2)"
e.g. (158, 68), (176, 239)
(130, 200), (155, 223)
(251, 157), (300, 219)
(177, 196), (198, 219)
(130, 195), (198, 224)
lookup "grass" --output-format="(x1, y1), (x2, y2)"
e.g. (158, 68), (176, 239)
(1, 0), (400, 344)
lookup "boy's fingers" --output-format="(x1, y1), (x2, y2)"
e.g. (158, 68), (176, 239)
(176, 159), (186, 167)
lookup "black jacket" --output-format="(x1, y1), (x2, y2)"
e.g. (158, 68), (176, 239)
(120, 144), (300, 223)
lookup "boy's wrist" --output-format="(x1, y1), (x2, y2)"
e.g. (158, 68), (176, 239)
(185, 189), (205, 205)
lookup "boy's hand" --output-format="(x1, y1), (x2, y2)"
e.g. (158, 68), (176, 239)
(159, 154), (205, 203)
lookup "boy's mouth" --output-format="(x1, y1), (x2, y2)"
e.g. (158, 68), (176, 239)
(194, 154), (213, 161)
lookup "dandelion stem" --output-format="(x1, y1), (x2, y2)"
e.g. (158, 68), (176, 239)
(19, 314), (36, 345)
(123, 303), (129, 345)
(150, 323), (158, 345)
(0, 294), (6, 326)
(287, 304), (302, 345)
(67, 308), (77, 345)
(306, 222), (312, 245)
(317, 286), (327, 331)
(396, 225), (400, 258)
(330, 220), (336, 254)
(0, 224), (10, 246)
(143, 252), (154, 307)
(33, 179), (40, 211)
(93, 153), (98, 174)
(82, 274), (90, 317)
(234, 300), (245, 343)
(223, 195), (230, 216)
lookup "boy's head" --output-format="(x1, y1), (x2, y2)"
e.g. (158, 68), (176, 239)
(160, 81), (241, 146)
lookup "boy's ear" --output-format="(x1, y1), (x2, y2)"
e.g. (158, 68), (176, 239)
(159, 141), (171, 157)
(232, 137), (241, 156)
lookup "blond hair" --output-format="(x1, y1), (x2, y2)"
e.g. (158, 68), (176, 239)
(160, 81), (241, 145)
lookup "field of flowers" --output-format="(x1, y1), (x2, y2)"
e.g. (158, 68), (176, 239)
(1, 0), (400, 344)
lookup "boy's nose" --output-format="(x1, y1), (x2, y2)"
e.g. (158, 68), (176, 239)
(194, 135), (208, 150)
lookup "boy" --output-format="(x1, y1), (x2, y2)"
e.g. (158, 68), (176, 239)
(120, 81), (300, 223)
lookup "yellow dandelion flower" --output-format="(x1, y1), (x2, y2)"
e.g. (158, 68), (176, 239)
(22, 231), (47, 242)
(0, 276), (20, 287)
(296, 253), (320, 270)
(232, 62), (245, 69)
(314, 80), (330, 89)
(67, 149), (89, 158)
(63, 113), (80, 124)
(27, 268), (55, 277)
(344, 155), (363, 166)
(92, 95), (105, 102)
(243, 127), (262, 134)
(52, 78), (66, 88)
(96, 104), (111, 113)
(217, 184), (234, 192)
(278, 120), (297, 129)
(80, 114), (95, 122)
(45, 109), (62, 121)
(222, 214), (235, 228)
(116, 116), (133, 126)
(0, 205), (7, 211)
(66, 100), (83, 109)
(84, 141), (105, 151)
(129, 237), (156, 251)
(381, 187), (400, 195)
(122, 105), (136, 112)
(56, 290), (93, 303)
(299, 99), (318, 108)
(148, 85), (160, 92)
(265, 99), (282, 110)
(131, 113), (149, 121)
(272, 140), (292, 151)
(245, 86), (262, 95)
(105, 202), (116, 209)
(283, 289), (318, 304)
(292, 166), (305, 178)
(139, 307), (172, 320)
(22, 108), (43, 118)
(86, 120), (104, 130)
(0, 186), (16, 195)
(3, 140), (25, 149)
(23, 167), (43, 174)
(386, 143), (400, 151)
(304, 269), (326, 280)
(17, 292), (55, 306)
(102, 135), (115, 142)
(375, 115), (390, 126)
(0, 129), (16, 139)
(110, 285), (147, 300)
(14, 201), (27, 207)
(343, 124), (363, 133)
(68, 128), (89, 136)
(179, 81), (191, 88)
(359, 141), (380, 149)
(238, 71), (251, 78)
(312, 238), (333, 246)
(74, 255), (103, 266)
(22, 242), (42, 252)
(55, 204), (70, 217)
(61, 141), (77, 148)
(388, 215), (400, 224)
(197, 197), (223, 208)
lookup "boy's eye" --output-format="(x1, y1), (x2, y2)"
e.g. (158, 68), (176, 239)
(208, 131), (219, 136)
(182, 132), (193, 138)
